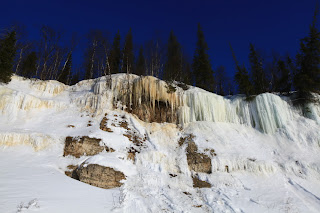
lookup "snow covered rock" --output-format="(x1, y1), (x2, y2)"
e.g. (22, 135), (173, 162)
(76, 164), (125, 189)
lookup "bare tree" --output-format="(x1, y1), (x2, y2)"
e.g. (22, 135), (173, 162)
(37, 25), (62, 80)
(144, 39), (164, 77)
(84, 30), (110, 80)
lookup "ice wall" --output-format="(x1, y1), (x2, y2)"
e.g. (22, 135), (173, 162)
(178, 89), (297, 134)
(0, 87), (68, 123)
(70, 75), (181, 120)
(81, 75), (300, 134)
(1, 74), (319, 134)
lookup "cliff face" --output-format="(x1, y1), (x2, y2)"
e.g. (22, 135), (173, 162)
(1, 74), (320, 213)
(2, 74), (319, 134)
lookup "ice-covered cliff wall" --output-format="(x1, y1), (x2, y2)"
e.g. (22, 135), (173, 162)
(1, 74), (319, 134)
(83, 75), (320, 134)
(178, 90), (297, 133)
(0, 76), (69, 123)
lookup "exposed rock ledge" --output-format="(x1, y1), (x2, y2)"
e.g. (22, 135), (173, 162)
(76, 164), (125, 189)
(63, 136), (114, 158)
(186, 141), (212, 174)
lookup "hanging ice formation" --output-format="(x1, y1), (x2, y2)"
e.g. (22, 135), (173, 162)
(90, 75), (320, 134)
(1, 74), (319, 134)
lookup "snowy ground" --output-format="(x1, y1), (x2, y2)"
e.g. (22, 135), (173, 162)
(1, 75), (320, 213)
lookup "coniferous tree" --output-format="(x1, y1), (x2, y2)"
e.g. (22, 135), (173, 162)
(215, 65), (226, 95)
(0, 31), (16, 83)
(135, 46), (145, 76)
(109, 31), (121, 74)
(121, 29), (134, 74)
(230, 44), (253, 97)
(267, 53), (281, 92)
(183, 61), (193, 85)
(234, 65), (253, 97)
(249, 43), (268, 94)
(227, 80), (234, 96)
(58, 53), (72, 84)
(20, 51), (37, 78)
(192, 24), (214, 92)
(294, 7), (320, 104)
(163, 31), (182, 81)
(274, 58), (291, 94)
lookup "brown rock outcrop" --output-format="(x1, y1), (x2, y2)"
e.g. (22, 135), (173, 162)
(113, 76), (180, 124)
(192, 176), (211, 188)
(186, 141), (212, 174)
(63, 136), (114, 158)
(131, 101), (177, 123)
(76, 164), (125, 189)
(65, 165), (79, 179)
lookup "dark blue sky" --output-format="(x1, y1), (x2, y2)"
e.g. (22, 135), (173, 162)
(0, 0), (318, 78)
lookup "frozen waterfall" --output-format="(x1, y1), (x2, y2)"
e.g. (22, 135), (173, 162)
(1, 74), (319, 134)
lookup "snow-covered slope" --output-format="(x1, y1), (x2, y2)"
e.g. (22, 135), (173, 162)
(0, 75), (320, 213)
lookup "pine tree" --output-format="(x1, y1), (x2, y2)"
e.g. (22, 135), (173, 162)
(249, 43), (268, 94)
(0, 31), (16, 83)
(215, 65), (226, 95)
(294, 6), (320, 104)
(109, 31), (121, 74)
(121, 29), (134, 74)
(20, 51), (37, 78)
(163, 31), (182, 81)
(274, 57), (291, 94)
(183, 62), (193, 85)
(234, 65), (253, 97)
(230, 44), (253, 97)
(135, 46), (145, 76)
(192, 24), (214, 92)
(58, 53), (72, 84)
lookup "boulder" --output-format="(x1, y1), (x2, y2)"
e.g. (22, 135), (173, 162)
(76, 164), (125, 189)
